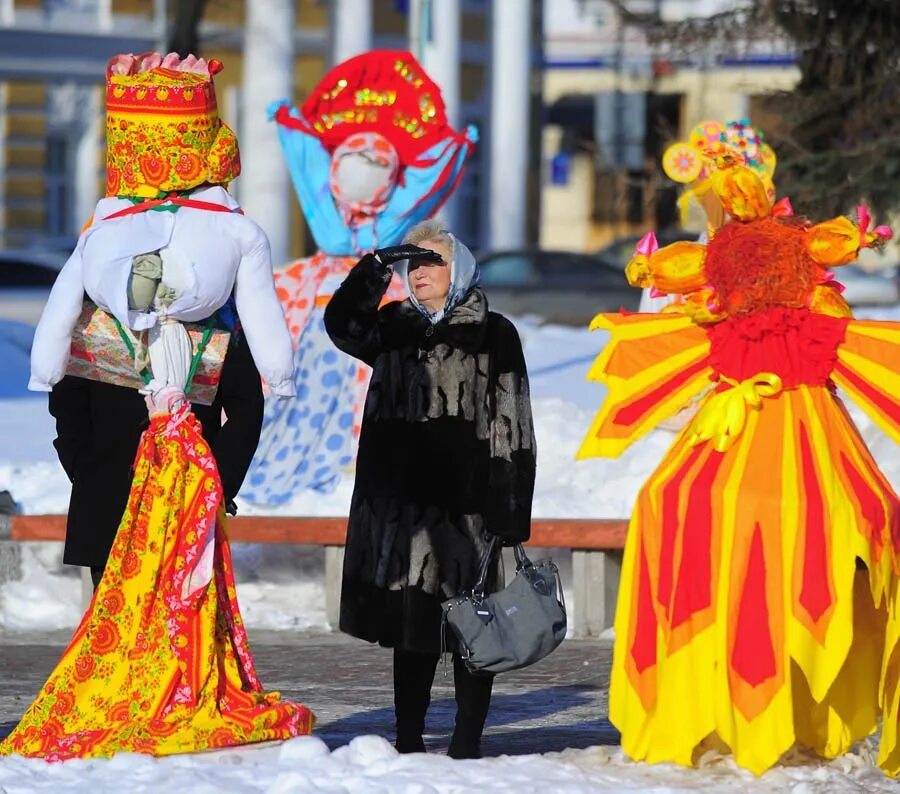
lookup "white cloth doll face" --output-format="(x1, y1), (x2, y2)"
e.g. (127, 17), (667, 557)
(329, 132), (400, 216)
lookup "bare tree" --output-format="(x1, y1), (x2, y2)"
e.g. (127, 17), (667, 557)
(610, 0), (900, 219)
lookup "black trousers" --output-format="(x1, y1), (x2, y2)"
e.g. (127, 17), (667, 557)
(393, 647), (494, 757)
(90, 566), (104, 590)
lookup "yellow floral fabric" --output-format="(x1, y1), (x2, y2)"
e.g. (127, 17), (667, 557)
(0, 407), (313, 760)
(106, 67), (240, 199)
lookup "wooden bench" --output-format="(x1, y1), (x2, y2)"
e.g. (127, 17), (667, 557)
(4, 515), (627, 638)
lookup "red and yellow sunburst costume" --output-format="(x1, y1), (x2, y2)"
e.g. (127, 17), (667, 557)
(579, 160), (900, 775)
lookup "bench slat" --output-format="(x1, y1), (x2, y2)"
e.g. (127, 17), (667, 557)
(10, 515), (628, 550)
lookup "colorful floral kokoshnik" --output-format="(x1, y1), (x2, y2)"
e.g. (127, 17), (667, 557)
(0, 407), (314, 760)
(105, 59), (240, 199)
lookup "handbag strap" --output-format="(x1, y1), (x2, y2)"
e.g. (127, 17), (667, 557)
(513, 543), (535, 571)
(472, 536), (499, 601)
(472, 537), (535, 601)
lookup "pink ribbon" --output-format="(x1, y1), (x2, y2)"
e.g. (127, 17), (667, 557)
(635, 231), (659, 257)
(817, 268), (846, 294)
(857, 204), (893, 244)
(771, 197), (793, 217)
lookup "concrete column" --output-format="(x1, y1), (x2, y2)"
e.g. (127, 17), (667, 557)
(324, 545), (345, 630)
(572, 549), (622, 638)
(80, 566), (94, 611)
(47, 82), (101, 236)
(0, 82), (6, 244)
(489, 0), (531, 249)
(72, 86), (101, 231)
(240, 0), (295, 265)
(97, 0), (112, 31)
(409, 0), (461, 229)
(331, 0), (372, 65)
(410, 0), (460, 127)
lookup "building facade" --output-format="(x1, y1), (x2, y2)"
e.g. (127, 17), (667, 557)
(541, 0), (799, 250)
(0, 0), (543, 260)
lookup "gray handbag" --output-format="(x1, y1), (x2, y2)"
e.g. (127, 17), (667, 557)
(441, 538), (567, 674)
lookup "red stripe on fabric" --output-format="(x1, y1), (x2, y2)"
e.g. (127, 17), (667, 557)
(731, 523), (776, 687)
(612, 358), (709, 427)
(670, 448), (722, 628)
(834, 361), (900, 426)
(631, 541), (658, 674)
(658, 445), (705, 619)
(839, 451), (891, 553)
(103, 197), (243, 221)
(272, 103), (315, 133)
(106, 103), (218, 116)
(797, 423), (832, 625)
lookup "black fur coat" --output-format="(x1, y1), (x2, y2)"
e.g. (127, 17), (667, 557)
(324, 254), (537, 653)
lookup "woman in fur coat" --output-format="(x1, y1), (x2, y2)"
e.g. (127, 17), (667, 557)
(324, 219), (536, 759)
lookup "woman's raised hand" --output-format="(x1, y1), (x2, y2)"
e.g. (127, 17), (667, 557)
(374, 245), (443, 267)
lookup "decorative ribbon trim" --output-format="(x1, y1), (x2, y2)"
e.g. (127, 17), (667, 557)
(111, 314), (215, 391)
(103, 196), (244, 220)
(687, 372), (783, 452)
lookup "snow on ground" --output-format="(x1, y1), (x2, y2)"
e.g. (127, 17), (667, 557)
(0, 734), (896, 793)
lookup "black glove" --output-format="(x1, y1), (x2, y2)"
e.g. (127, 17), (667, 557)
(374, 245), (443, 267)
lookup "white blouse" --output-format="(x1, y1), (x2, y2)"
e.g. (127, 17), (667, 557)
(29, 186), (295, 397)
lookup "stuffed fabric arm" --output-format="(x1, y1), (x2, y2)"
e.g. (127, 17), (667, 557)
(833, 320), (900, 444)
(233, 228), (296, 398)
(29, 243), (87, 392)
(270, 100), (341, 252)
(323, 253), (392, 367)
(578, 313), (713, 458)
(486, 319), (537, 544)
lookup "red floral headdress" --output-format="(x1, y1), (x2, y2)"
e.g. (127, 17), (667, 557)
(105, 52), (240, 199)
(274, 49), (469, 168)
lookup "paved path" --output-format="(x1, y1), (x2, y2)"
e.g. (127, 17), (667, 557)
(0, 630), (618, 757)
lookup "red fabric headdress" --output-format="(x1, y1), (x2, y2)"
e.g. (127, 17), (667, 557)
(274, 50), (465, 167)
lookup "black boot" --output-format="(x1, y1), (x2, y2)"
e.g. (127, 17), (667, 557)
(447, 656), (494, 759)
(393, 648), (439, 753)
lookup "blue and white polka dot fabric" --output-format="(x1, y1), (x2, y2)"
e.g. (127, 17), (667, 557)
(242, 309), (357, 503)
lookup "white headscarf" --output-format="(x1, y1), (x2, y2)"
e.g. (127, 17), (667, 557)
(402, 232), (480, 324)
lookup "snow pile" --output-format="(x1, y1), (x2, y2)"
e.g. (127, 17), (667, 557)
(0, 395), (668, 520)
(231, 396), (676, 521)
(0, 543), (327, 633)
(0, 734), (896, 793)
(228, 544), (327, 631)
(0, 544), (81, 632)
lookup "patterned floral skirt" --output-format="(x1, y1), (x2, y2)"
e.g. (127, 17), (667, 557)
(0, 407), (314, 760)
